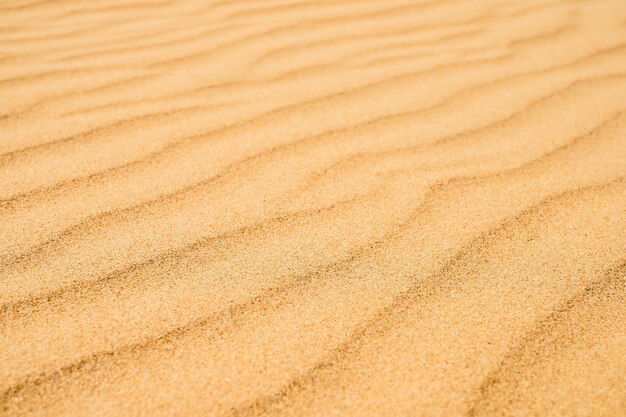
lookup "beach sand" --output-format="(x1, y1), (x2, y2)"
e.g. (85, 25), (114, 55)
(1, 0), (625, 416)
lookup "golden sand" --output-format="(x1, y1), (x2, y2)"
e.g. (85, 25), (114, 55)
(1, 0), (625, 416)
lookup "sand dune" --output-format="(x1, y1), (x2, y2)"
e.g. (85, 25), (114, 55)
(1, 0), (625, 416)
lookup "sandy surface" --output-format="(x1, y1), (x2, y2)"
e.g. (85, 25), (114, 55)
(1, 0), (625, 416)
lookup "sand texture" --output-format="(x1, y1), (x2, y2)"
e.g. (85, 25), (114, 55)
(1, 0), (626, 416)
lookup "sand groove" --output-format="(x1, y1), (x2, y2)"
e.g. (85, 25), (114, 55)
(1, 0), (625, 416)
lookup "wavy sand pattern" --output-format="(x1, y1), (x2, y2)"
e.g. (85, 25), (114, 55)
(1, 0), (626, 416)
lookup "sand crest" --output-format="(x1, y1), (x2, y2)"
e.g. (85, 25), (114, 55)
(1, 0), (625, 416)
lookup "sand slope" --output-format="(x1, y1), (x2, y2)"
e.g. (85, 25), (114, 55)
(1, 0), (625, 416)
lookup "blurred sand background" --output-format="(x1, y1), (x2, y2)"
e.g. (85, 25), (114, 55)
(1, 0), (625, 416)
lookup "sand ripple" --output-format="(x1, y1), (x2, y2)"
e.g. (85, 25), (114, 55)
(1, 0), (625, 416)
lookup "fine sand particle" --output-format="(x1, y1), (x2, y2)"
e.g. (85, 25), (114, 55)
(1, 0), (625, 416)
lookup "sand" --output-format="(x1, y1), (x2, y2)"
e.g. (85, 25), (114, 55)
(0, 0), (625, 416)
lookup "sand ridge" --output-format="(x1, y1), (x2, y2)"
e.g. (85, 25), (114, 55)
(1, 0), (625, 416)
